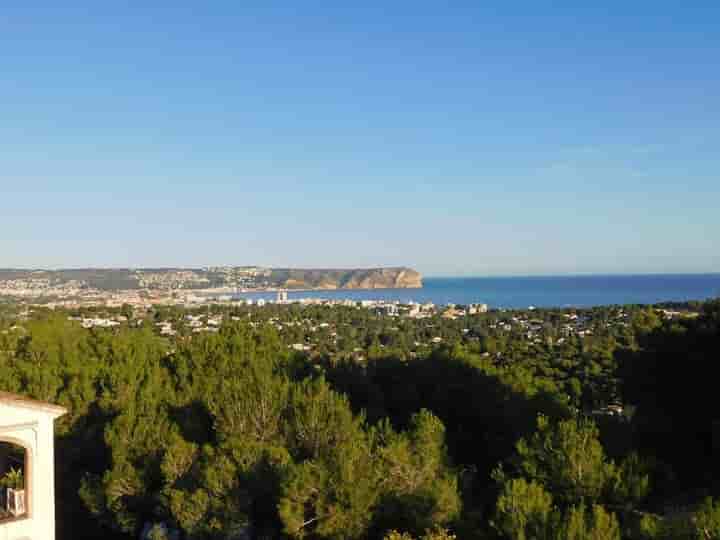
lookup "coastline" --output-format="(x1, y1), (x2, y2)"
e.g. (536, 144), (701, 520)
(207, 274), (720, 310)
(196, 285), (424, 295)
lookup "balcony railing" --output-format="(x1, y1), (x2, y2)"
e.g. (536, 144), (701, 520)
(0, 487), (26, 521)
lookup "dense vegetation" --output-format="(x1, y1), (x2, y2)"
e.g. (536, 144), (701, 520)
(0, 299), (717, 539)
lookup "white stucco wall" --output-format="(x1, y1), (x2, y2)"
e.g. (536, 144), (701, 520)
(0, 403), (60, 540)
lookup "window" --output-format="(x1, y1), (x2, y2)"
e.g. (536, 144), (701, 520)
(0, 441), (28, 522)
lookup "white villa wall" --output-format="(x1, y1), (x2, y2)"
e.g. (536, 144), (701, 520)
(0, 402), (61, 540)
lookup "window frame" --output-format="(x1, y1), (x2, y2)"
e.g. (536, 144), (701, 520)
(0, 437), (32, 525)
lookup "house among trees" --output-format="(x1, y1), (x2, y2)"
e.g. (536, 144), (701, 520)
(0, 392), (66, 540)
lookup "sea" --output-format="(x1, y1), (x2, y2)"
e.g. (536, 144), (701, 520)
(228, 273), (720, 310)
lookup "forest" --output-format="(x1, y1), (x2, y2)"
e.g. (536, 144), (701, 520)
(0, 298), (717, 539)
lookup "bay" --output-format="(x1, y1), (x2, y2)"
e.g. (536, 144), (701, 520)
(227, 273), (720, 309)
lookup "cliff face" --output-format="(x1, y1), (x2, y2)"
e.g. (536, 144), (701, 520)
(340, 268), (423, 289)
(272, 267), (422, 290)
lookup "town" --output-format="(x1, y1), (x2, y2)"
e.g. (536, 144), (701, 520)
(0, 266), (422, 307)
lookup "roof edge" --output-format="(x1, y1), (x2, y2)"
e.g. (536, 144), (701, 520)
(0, 392), (68, 417)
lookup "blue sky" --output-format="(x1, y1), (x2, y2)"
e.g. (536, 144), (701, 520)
(1, 3), (718, 275)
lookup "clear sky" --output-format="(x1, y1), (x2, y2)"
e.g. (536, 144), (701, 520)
(1, 3), (719, 276)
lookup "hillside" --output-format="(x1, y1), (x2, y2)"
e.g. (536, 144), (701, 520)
(0, 266), (422, 292)
(268, 267), (423, 289)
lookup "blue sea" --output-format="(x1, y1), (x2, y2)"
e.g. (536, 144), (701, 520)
(229, 274), (720, 309)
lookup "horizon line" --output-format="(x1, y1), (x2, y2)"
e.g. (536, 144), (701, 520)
(3, 267), (719, 279)
(424, 271), (720, 279)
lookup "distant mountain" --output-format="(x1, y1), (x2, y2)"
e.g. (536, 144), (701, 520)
(0, 267), (422, 291)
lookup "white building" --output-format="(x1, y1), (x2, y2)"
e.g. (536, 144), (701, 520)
(468, 303), (489, 314)
(0, 392), (66, 540)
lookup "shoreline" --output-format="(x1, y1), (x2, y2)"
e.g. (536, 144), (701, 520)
(196, 285), (424, 295)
